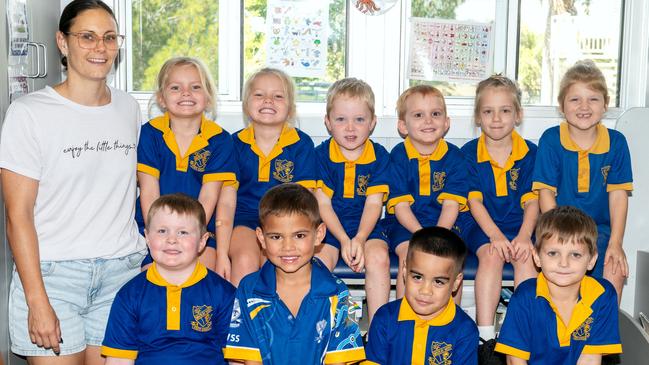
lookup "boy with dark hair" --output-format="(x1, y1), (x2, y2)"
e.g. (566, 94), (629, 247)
(102, 194), (236, 365)
(364, 226), (478, 365)
(223, 183), (365, 364)
(496, 206), (622, 364)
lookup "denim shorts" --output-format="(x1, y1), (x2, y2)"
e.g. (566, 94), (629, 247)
(9, 249), (146, 356)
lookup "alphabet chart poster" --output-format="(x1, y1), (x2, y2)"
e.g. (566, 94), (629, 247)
(408, 17), (494, 82)
(266, 0), (329, 78)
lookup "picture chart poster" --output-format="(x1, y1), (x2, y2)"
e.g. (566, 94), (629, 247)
(408, 17), (494, 82)
(266, 0), (329, 78)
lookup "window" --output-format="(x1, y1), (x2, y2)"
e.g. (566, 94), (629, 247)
(118, 0), (644, 117)
(518, 0), (623, 106)
(128, 0), (219, 92)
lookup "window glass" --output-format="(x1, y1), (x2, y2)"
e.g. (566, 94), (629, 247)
(408, 0), (496, 98)
(130, 0), (219, 91)
(518, 0), (623, 106)
(243, 0), (346, 102)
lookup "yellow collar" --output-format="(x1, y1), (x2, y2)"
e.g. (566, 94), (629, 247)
(237, 123), (300, 154)
(559, 122), (610, 154)
(329, 138), (376, 164)
(146, 262), (208, 288)
(397, 297), (456, 326)
(476, 130), (529, 166)
(536, 272), (604, 308)
(404, 137), (448, 161)
(150, 112), (223, 140)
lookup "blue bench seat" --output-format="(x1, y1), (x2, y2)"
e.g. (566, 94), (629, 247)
(332, 251), (515, 282)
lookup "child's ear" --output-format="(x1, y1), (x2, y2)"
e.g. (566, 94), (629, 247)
(532, 249), (541, 268)
(315, 222), (326, 247)
(516, 108), (524, 126)
(443, 116), (451, 132)
(156, 92), (166, 111)
(324, 115), (333, 134)
(256, 227), (267, 250)
(198, 232), (209, 252)
(587, 252), (598, 271)
(397, 119), (408, 137)
(452, 271), (463, 293)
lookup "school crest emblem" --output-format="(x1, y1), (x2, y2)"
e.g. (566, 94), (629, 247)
(509, 168), (520, 191)
(601, 165), (611, 185)
(191, 305), (213, 332)
(572, 317), (593, 341)
(428, 341), (452, 365)
(357, 174), (370, 196)
(432, 171), (446, 192)
(189, 149), (211, 172)
(272, 159), (294, 183)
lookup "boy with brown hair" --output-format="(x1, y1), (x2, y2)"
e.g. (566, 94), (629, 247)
(102, 194), (236, 365)
(223, 183), (365, 364)
(495, 206), (622, 364)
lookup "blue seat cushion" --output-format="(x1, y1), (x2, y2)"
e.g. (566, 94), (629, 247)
(332, 251), (514, 282)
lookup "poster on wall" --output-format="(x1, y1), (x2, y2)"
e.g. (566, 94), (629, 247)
(7, 0), (30, 56)
(266, 0), (329, 78)
(408, 17), (494, 83)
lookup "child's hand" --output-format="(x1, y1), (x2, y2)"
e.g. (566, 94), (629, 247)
(488, 232), (513, 262)
(28, 299), (62, 354)
(604, 243), (629, 277)
(349, 236), (366, 272)
(215, 255), (231, 281)
(511, 235), (534, 263)
(341, 238), (364, 273)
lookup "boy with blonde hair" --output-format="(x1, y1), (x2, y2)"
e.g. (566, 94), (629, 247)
(496, 206), (622, 364)
(315, 77), (391, 323)
(386, 85), (470, 297)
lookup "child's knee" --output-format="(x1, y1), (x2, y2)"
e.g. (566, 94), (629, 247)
(365, 246), (389, 269)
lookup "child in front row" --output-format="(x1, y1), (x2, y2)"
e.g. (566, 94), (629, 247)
(386, 85), (470, 298)
(136, 57), (239, 275)
(496, 206), (622, 364)
(314, 78), (392, 323)
(532, 60), (633, 302)
(461, 75), (538, 341)
(223, 184), (365, 364)
(364, 226), (479, 365)
(229, 68), (318, 286)
(102, 194), (236, 365)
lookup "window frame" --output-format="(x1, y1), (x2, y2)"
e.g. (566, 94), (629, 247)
(113, 0), (649, 125)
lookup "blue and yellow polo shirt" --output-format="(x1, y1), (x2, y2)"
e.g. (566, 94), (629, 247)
(316, 138), (390, 235)
(233, 124), (317, 224)
(223, 258), (365, 364)
(532, 122), (633, 237)
(495, 273), (622, 364)
(461, 131), (537, 243)
(135, 113), (238, 243)
(364, 297), (478, 365)
(101, 262), (236, 365)
(386, 137), (470, 224)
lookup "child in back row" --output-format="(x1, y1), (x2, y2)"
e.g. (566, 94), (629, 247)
(314, 77), (392, 323)
(229, 68), (318, 286)
(532, 60), (633, 302)
(136, 57), (238, 275)
(496, 206), (622, 364)
(102, 194), (236, 365)
(364, 226), (479, 365)
(224, 184), (365, 364)
(461, 75), (538, 341)
(386, 85), (470, 298)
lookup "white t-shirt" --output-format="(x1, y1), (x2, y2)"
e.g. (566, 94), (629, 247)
(0, 86), (146, 260)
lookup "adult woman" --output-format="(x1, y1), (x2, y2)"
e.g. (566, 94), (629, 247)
(0, 1), (145, 364)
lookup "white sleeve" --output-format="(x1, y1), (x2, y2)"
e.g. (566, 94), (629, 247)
(0, 102), (43, 180)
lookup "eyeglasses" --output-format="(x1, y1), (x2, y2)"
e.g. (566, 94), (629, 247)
(65, 32), (125, 50)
